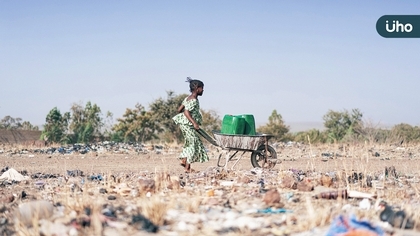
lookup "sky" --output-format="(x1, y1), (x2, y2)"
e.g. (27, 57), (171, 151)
(1, 1), (419, 131)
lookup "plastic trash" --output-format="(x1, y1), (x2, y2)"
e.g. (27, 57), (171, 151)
(315, 189), (376, 200)
(35, 180), (45, 188)
(316, 190), (348, 199)
(326, 214), (384, 236)
(284, 192), (294, 199)
(89, 174), (103, 181)
(379, 201), (414, 229)
(132, 214), (159, 233)
(0, 168), (29, 182)
(66, 169), (83, 177)
(359, 198), (371, 210)
(257, 208), (292, 214)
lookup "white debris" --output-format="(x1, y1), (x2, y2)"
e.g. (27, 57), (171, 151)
(0, 168), (29, 182)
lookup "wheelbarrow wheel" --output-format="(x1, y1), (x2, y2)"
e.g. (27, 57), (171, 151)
(251, 145), (277, 169)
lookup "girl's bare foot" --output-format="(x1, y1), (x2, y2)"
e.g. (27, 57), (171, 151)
(184, 163), (197, 173)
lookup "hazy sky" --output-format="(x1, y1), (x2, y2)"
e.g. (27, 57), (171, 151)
(1, 1), (419, 130)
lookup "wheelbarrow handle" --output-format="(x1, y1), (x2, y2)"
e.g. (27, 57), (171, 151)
(196, 128), (219, 147)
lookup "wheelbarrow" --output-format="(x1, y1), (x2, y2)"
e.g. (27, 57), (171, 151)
(197, 128), (278, 170)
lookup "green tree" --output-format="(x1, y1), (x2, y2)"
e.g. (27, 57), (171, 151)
(149, 91), (188, 143)
(323, 108), (363, 143)
(112, 103), (159, 142)
(41, 107), (70, 143)
(257, 110), (290, 141)
(69, 101), (103, 143)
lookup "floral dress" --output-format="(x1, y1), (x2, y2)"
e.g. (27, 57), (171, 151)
(172, 97), (209, 164)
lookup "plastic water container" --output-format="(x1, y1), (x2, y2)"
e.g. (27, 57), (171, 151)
(221, 115), (245, 134)
(239, 114), (256, 135)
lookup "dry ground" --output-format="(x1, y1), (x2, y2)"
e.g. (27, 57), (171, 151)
(1, 143), (419, 177)
(1, 143), (420, 235)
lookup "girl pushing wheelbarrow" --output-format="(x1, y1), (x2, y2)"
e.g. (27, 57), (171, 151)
(172, 77), (209, 173)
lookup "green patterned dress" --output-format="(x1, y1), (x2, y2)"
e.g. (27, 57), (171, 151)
(172, 97), (209, 164)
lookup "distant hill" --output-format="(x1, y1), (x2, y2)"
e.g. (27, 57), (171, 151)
(0, 130), (44, 145)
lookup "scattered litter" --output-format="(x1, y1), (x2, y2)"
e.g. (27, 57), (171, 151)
(359, 198), (371, 210)
(66, 169), (84, 177)
(88, 174), (103, 181)
(131, 214), (159, 233)
(326, 214), (384, 236)
(108, 195), (117, 200)
(378, 201), (415, 229)
(0, 168), (29, 182)
(257, 208), (292, 214)
(315, 188), (376, 200)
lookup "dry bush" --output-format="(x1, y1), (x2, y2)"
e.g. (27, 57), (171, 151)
(137, 197), (168, 226)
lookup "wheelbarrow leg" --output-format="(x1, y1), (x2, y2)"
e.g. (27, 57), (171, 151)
(224, 151), (230, 171)
(230, 151), (247, 171)
(224, 150), (239, 171)
(217, 149), (230, 170)
(217, 150), (238, 171)
(216, 151), (224, 168)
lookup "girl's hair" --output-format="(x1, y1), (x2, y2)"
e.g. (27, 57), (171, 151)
(186, 77), (204, 92)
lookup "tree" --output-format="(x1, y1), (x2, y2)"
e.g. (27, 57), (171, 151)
(323, 108), (363, 143)
(0, 116), (20, 129)
(293, 129), (327, 144)
(41, 107), (70, 143)
(149, 91), (188, 143)
(69, 101), (103, 143)
(257, 110), (290, 141)
(356, 119), (400, 144)
(102, 111), (115, 139)
(112, 103), (159, 142)
(200, 109), (222, 135)
(391, 123), (420, 143)
(20, 121), (39, 131)
(0, 116), (39, 130)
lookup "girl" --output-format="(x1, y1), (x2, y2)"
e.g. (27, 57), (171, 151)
(172, 77), (209, 173)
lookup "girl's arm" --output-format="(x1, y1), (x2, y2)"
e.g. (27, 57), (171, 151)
(184, 109), (200, 130)
(177, 104), (185, 113)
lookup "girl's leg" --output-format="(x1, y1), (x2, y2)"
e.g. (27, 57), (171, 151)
(179, 124), (193, 171)
(180, 158), (187, 167)
(178, 125), (197, 173)
(185, 162), (191, 172)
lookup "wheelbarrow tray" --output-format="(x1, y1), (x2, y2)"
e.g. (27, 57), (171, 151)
(212, 132), (273, 151)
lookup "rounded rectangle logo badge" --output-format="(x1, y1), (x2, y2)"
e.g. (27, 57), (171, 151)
(376, 15), (420, 38)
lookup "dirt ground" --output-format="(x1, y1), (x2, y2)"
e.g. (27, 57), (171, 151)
(1, 144), (418, 177)
(1, 143), (420, 236)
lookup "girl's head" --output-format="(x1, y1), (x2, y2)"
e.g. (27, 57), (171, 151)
(186, 77), (204, 94)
